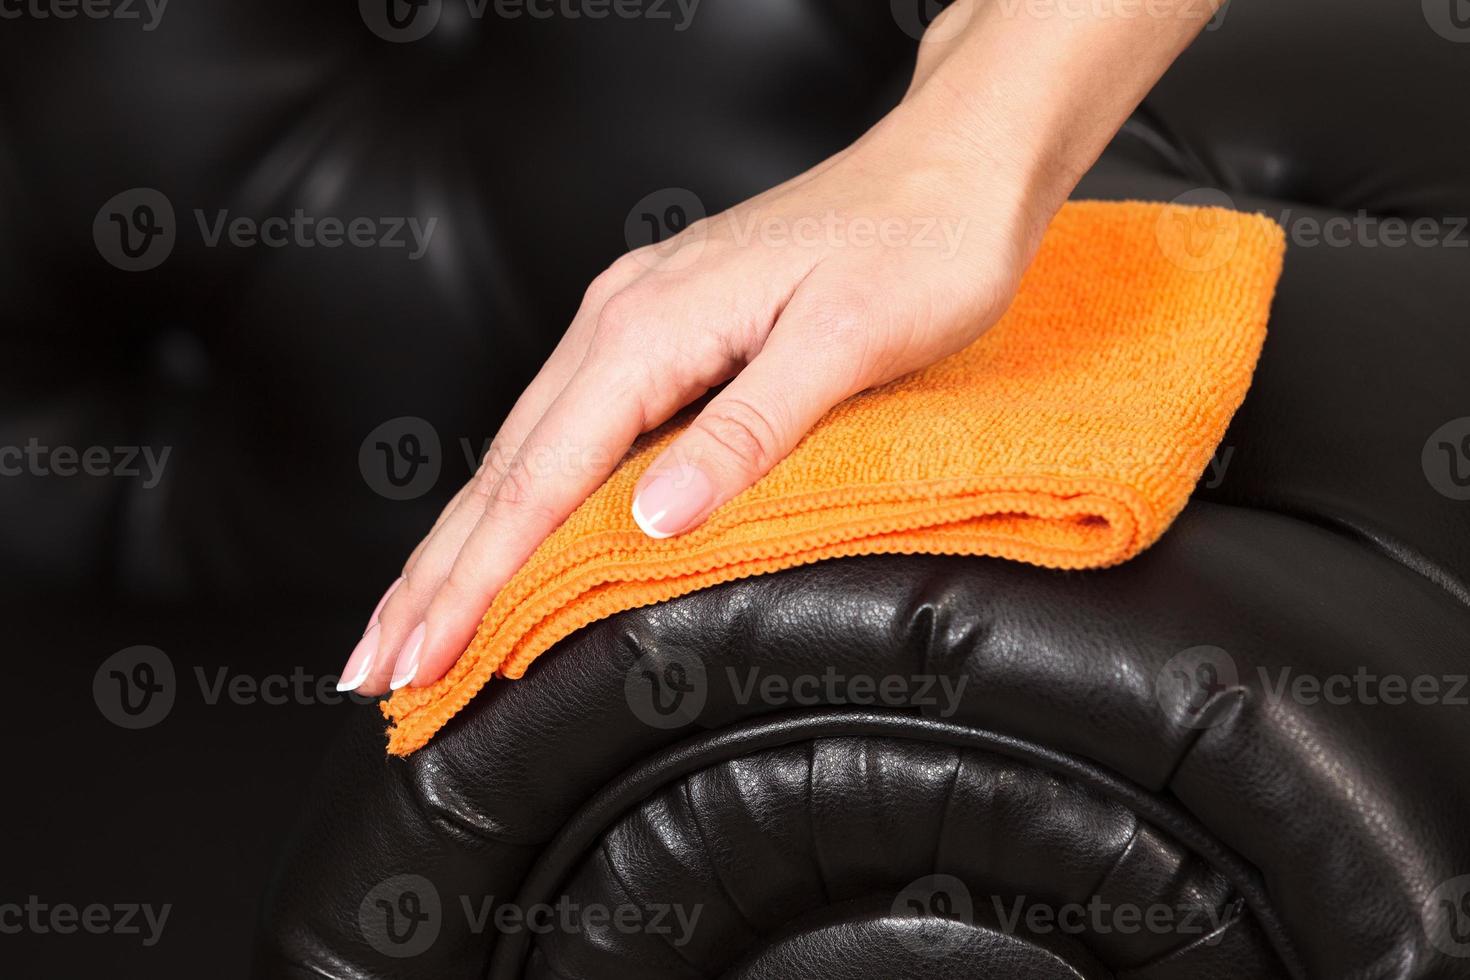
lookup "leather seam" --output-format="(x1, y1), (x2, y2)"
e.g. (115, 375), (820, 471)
(485, 710), (1305, 980)
(806, 738), (833, 906)
(595, 837), (710, 978)
(679, 777), (760, 938)
(1201, 497), (1470, 610)
(930, 748), (963, 876)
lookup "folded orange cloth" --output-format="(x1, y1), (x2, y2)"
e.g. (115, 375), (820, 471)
(383, 200), (1285, 755)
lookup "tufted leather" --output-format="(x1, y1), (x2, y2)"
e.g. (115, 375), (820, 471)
(3, 0), (1466, 604)
(257, 512), (1470, 977)
(2, 0), (1465, 977)
(222, 2), (1464, 978)
(506, 727), (1282, 979)
(0, 0), (914, 601)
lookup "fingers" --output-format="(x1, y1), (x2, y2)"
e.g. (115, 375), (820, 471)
(333, 575), (403, 692)
(349, 262), (930, 698)
(344, 261), (639, 695)
(393, 357), (663, 690)
(362, 240), (791, 693)
(357, 398), (562, 695)
(631, 282), (883, 539)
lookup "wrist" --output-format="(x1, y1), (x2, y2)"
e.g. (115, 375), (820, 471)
(900, 0), (1215, 216)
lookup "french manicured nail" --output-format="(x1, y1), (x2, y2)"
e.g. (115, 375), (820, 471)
(365, 577), (403, 635)
(390, 621), (427, 690)
(336, 624), (380, 693)
(632, 464), (714, 539)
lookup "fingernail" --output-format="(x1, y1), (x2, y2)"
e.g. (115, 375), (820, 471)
(337, 624), (380, 693)
(632, 464), (714, 539)
(390, 621), (427, 691)
(365, 576), (403, 635)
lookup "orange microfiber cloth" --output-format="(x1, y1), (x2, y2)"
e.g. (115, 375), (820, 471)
(383, 200), (1285, 755)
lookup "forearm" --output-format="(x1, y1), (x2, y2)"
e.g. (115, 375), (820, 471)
(353, 0), (1223, 696)
(898, 0), (1218, 231)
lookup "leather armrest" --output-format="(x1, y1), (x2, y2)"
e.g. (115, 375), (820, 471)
(253, 510), (1470, 978)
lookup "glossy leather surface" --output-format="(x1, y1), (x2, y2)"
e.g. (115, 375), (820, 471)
(502, 720), (1287, 979)
(234, 1), (1461, 977)
(258, 511), (1470, 977)
(9, 0), (1462, 606)
(2, 0), (1464, 977)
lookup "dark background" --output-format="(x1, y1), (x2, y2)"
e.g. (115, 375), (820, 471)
(4, 0), (1468, 975)
(0, 3), (917, 975)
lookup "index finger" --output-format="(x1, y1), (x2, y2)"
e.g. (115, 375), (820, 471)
(389, 359), (660, 690)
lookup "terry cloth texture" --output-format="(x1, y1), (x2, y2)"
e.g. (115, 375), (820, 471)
(383, 200), (1286, 755)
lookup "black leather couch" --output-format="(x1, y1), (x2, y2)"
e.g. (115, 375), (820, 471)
(3, 1), (1468, 978)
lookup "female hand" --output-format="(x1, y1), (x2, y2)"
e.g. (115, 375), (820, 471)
(339, 0), (1220, 695)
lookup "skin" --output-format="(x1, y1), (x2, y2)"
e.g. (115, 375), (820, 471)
(342, 0), (1223, 696)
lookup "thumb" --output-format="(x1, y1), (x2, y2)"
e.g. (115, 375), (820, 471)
(631, 300), (874, 539)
